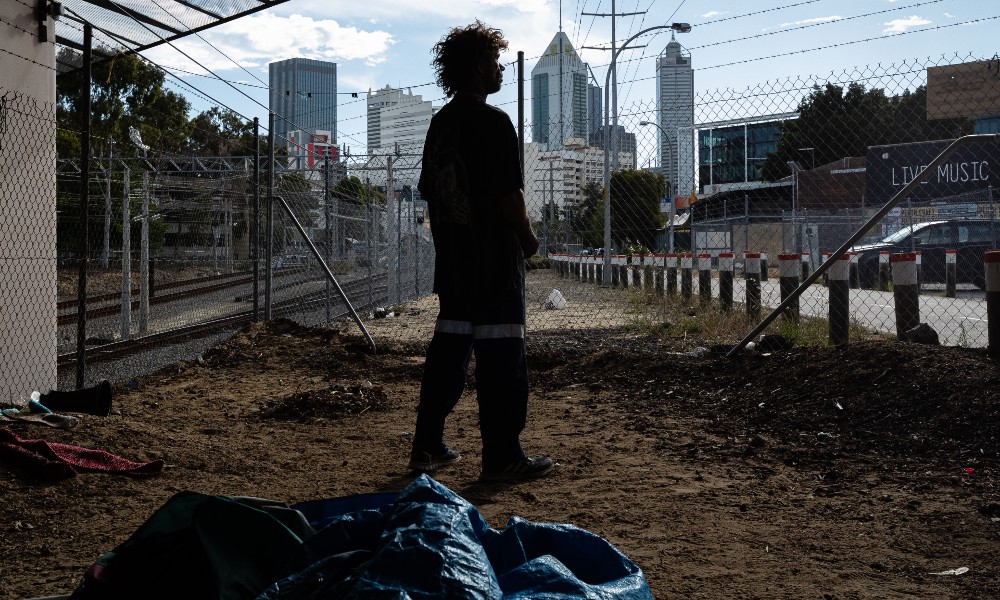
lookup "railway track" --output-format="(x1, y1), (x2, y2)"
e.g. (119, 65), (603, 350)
(57, 274), (388, 371)
(57, 268), (309, 326)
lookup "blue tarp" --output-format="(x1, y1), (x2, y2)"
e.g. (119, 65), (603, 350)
(262, 474), (652, 599)
(69, 475), (652, 599)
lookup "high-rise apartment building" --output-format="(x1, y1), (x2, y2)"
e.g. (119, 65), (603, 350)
(366, 86), (437, 153)
(655, 34), (694, 197)
(268, 58), (338, 143)
(531, 32), (590, 151)
(524, 138), (635, 213)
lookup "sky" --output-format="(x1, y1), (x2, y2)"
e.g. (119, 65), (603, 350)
(141, 0), (998, 164)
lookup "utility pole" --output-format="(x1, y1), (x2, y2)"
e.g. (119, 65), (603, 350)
(101, 140), (112, 269)
(325, 157), (332, 322)
(583, 1), (646, 171)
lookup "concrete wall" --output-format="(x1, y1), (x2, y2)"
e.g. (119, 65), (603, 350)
(0, 0), (57, 398)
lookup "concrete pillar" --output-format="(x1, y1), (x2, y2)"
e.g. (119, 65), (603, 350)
(1, 0), (58, 396)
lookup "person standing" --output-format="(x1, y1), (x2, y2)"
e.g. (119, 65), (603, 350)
(408, 21), (553, 480)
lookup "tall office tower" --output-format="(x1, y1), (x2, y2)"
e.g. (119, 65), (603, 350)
(531, 31), (590, 151)
(587, 82), (602, 146)
(366, 86), (437, 153)
(268, 58), (338, 143)
(655, 34), (694, 197)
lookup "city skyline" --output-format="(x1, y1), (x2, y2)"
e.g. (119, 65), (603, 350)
(141, 1), (996, 167)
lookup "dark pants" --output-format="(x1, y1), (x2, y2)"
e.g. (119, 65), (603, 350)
(413, 279), (528, 471)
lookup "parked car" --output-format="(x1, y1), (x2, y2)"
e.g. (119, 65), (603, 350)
(850, 219), (998, 289)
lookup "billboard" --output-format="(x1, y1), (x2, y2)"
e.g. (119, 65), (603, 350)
(865, 139), (1000, 204)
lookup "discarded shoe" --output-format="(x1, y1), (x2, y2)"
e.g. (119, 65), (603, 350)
(481, 456), (554, 481)
(408, 445), (460, 472)
(40, 380), (113, 416)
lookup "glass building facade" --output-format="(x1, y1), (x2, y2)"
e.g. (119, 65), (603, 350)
(269, 58), (338, 143)
(975, 115), (1000, 134)
(697, 120), (783, 191)
(530, 32), (590, 151)
(532, 73), (550, 144)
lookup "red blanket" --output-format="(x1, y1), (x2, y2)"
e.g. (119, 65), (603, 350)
(0, 428), (163, 479)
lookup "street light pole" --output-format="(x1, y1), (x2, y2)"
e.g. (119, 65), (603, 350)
(602, 23), (690, 285)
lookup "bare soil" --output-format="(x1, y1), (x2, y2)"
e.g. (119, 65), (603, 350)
(4, 275), (1000, 599)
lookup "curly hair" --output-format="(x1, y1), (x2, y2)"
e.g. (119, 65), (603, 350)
(431, 21), (508, 97)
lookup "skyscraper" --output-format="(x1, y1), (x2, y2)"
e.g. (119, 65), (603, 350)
(269, 58), (338, 143)
(531, 32), (590, 151)
(655, 34), (694, 197)
(587, 82), (603, 146)
(366, 86), (437, 153)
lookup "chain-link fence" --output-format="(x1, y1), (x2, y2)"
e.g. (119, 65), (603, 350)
(520, 52), (1000, 350)
(37, 51), (1000, 389)
(52, 136), (439, 385)
(1, 87), (58, 400)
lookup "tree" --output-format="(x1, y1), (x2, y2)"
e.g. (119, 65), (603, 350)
(186, 107), (259, 156)
(57, 48), (194, 259)
(761, 83), (973, 181)
(332, 176), (367, 205)
(571, 180), (604, 248)
(607, 169), (665, 251)
(57, 48), (194, 156)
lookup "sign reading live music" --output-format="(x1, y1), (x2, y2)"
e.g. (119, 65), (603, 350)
(865, 139), (1000, 204)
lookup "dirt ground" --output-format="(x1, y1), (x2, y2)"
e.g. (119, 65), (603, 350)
(4, 270), (1000, 599)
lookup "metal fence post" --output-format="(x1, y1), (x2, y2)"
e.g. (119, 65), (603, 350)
(847, 252), (860, 289)
(265, 112), (274, 320)
(654, 253), (665, 294)
(719, 252), (734, 312)
(75, 23), (93, 389)
(680, 253), (693, 301)
(987, 250), (1000, 359)
(120, 164), (131, 340)
(698, 253), (712, 306)
(744, 252), (761, 322)
(252, 117), (260, 321)
(892, 252), (920, 339)
(778, 253), (800, 322)
(878, 251), (890, 291)
(666, 253), (678, 296)
(945, 249), (957, 298)
(828, 255), (850, 346)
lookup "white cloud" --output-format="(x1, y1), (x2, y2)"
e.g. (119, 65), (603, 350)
(143, 13), (395, 73)
(776, 16), (843, 28)
(288, 0), (545, 23)
(701, 11), (725, 18)
(882, 15), (932, 34)
(943, 12), (956, 18)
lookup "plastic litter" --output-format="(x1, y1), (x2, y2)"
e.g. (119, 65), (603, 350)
(929, 567), (969, 576)
(544, 289), (567, 310)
